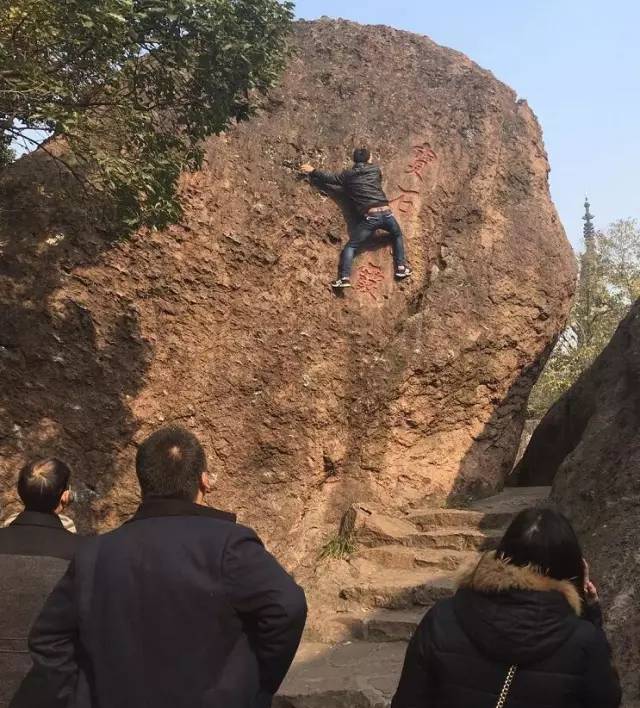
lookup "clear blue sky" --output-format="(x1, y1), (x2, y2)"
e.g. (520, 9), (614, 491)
(296, 0), (640, 249)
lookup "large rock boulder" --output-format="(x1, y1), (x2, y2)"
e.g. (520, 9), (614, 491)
(514, 302), (640, 704)
(0, 19), (575, 563)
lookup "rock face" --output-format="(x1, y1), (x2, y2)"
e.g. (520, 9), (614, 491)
(514, 302), (640, 704)
(0, 20), (575, 562)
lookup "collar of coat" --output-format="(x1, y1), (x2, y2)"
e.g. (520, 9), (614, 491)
(127, 497), (237, 525)
(10, 510), (66, 531)
(458, 551), (583, 616)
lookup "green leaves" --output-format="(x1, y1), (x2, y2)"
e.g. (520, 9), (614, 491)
(0, 0), (293, 233)
(529, 219), (640, 418)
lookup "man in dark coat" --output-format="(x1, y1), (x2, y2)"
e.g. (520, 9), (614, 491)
(300, 147), (412, 289)
(0, 458), (80, 707)
(14, 426), (307, 708)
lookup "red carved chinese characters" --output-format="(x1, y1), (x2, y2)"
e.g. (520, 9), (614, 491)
(389, 142), (437, 216)
(389, 186), (420, 214)
(405, 143), (437, 181)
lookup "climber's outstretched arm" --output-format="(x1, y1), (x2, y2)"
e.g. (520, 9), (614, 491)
(312, 169), (346, 187)
(299, 163), (346, 188)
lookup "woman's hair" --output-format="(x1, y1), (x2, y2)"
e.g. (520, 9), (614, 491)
(496, 507), (585, 594)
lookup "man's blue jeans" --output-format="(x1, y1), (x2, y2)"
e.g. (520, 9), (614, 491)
(339, 211), (407, 279)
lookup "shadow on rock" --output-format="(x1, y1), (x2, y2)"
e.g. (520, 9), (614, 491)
(0, 151), (152, 532)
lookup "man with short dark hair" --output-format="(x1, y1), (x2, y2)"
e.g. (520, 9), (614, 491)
(16, 426), (307, 708)
(0, 458), (80, 707)
(136, 425), (207, 500)
(301, 148), (412, 288)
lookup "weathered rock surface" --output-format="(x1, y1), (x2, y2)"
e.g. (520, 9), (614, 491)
(514, 302), (640, 704)
(0, 19), (574, 561)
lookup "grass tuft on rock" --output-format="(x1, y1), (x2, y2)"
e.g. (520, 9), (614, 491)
(320, 534), (357, 561)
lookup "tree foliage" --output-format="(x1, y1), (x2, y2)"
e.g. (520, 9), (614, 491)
(0, 130), (14, 166)
(528, 218), (640, 417)
(0, 0), (293, 230)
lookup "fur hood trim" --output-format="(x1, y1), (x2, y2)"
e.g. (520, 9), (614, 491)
(458, 551), (583, 616)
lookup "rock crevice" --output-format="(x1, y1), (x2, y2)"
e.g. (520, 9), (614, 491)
(515, 302), (640, 703)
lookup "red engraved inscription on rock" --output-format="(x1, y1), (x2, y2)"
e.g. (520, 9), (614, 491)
(389, 186), (420, 214)
(390, 142), (437, 215)
(405, 143), (437, 181)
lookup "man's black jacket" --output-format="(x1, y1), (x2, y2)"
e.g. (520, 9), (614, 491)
(311, 162), (389, 215)
(12, 499), (307, 708)
(391, 552), (621, 708)
(0, 512), (80, 708)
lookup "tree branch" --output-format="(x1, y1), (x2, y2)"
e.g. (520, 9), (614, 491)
(3, 125), (90, 195)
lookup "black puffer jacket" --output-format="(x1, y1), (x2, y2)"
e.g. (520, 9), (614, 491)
(391, 553), (621, 708)
(311, 162), (389, 215)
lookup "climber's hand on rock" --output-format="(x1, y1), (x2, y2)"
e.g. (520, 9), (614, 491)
(299, 163), (315, 175)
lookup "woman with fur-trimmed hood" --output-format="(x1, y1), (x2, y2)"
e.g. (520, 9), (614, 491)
(391, 508), (621, 708)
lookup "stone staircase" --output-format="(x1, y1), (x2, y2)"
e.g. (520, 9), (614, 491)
(275, 486), (551, 708)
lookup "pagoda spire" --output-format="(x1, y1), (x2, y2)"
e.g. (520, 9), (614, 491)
(583, 196), (595, 241)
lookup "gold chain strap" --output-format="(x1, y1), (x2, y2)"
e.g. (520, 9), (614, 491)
(495, 665), (517, 708)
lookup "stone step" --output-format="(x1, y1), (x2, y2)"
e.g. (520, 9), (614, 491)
(358, 546), (477, 571)
(287, 490), (555, 706)
(363, 527), (500, 552)
(342, 508), (418, 545)
(305, 607), (427, 644)
(366, 608), (426, 642)
(274, 641), (404, 708)
(470, 486), (552, 514)
(406, 507), (512, 532)
(339, 568), (455, 609)
(408, 527), (501, 551)
(343, 506), (501, 551)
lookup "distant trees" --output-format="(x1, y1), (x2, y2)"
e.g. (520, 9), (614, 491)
(528, 218), (640, 417)
(0, 132), (14, 167)
(0, 0), (293, 231)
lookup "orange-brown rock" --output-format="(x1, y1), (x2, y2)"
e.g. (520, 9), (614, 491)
(514, 302), (640, 704)
(0, 19), (575, 563)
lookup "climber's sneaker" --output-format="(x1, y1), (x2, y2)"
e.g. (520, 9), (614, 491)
(395, 265), (412, 279)
(331, 277), (352, 289)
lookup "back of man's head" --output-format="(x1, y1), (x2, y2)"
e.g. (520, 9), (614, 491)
(136, 426), (206, 501)
(353, 147), (371, 164)
(18, 458), (71, 513)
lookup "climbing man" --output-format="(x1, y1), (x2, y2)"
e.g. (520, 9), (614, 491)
(300, 148), (412, 289)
